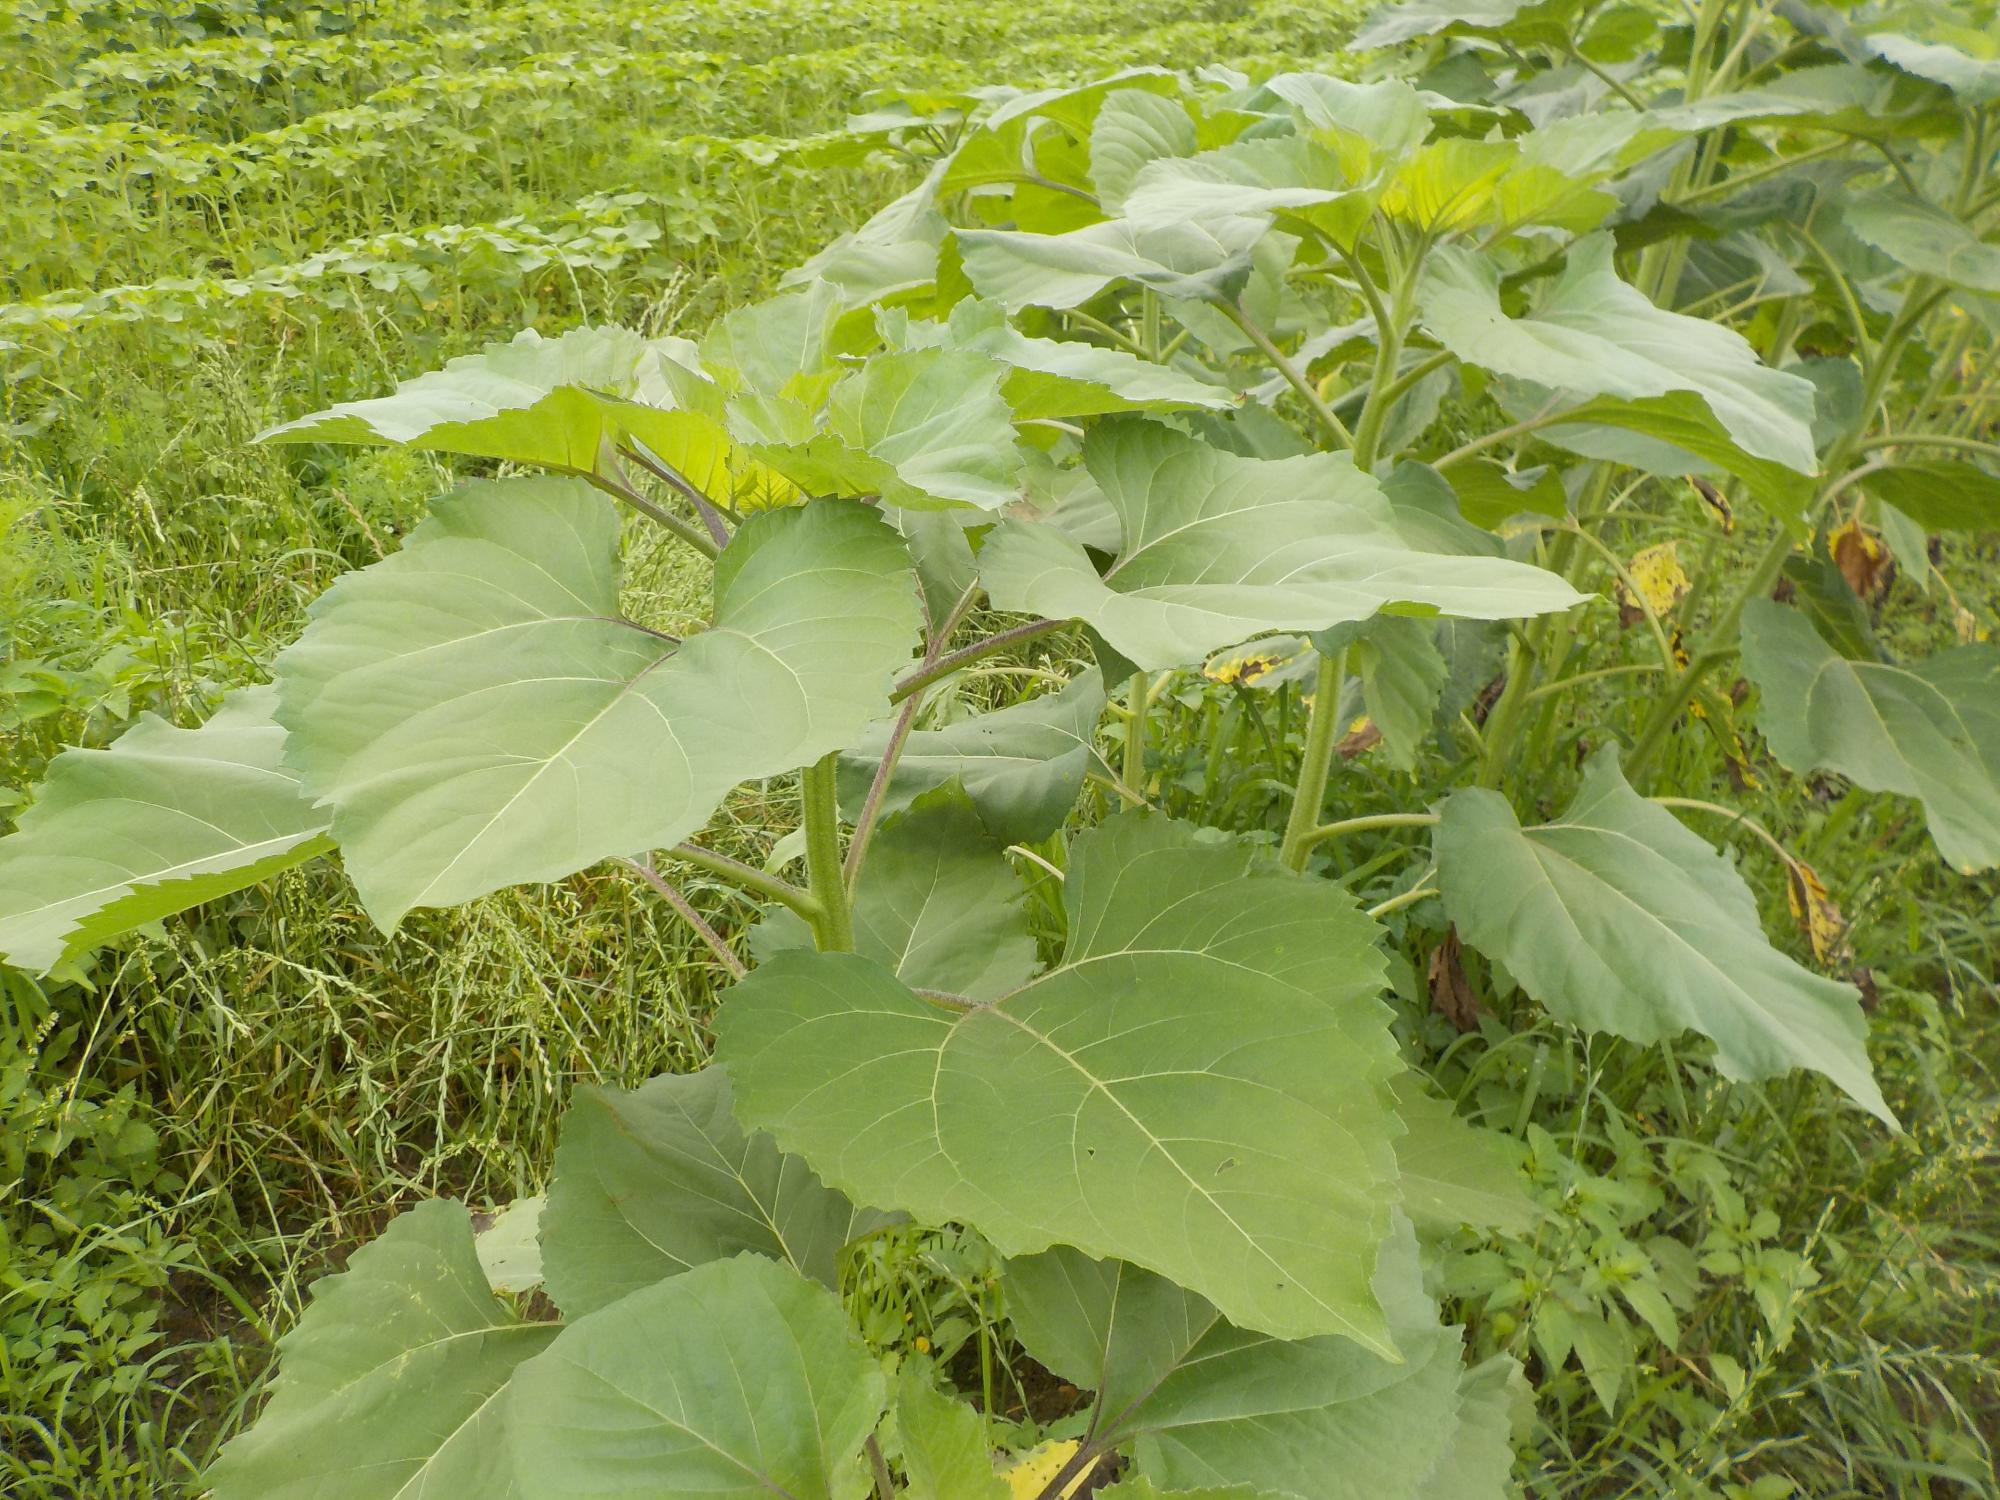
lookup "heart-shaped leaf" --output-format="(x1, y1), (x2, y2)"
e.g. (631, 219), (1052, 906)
(719, 813), (1407, 1348)
(898, 300), (1234, 420)
(754, 784), (1039, 1001)
(1002, 1222), (1523, 1499)
(956, 217), (1268, 312)
(837, 669), (1110, 844)
(1861, 459), (2000, 532)
(275, 478), (921, 927)
(205, 1200), (557, 1500)
(744, 347), (1027, 510)
(1421, 236), (1819, 475)
(1842, 188), (2000, 293)
(1090, 89), (1200, 211)
(508, 1255), (885, 1500)
(1435, 750), (1891, 1123)
(539, 1067), (892, 1319)
(897, 1368), (1009, 1500)
(0, 687), (332, 974)
(1742, 600), (2000, 874)
(259, 325), (778, 505)
(980, 419), (1584, 670)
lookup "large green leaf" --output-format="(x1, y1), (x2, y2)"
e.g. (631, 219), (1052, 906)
(1421, 236), (1819, 475)
(1741, 600), (2000, 874)
(259, 325), (773, 505)
(956, 217), (1268, 313)
(274, 478), (920, 928)
(939, 69), (1183, 197)
(539, 1067), (890, 1319)
(1001, 1224), (1521, 1498)
(1521, 389), (1815, 523)
(1315, 616), (1451, 772)
(1842, 189), (2000, 293)
(1096, 1481), (1286, 1500)
(754, 785), (1039, 1001)
(0, 687), (332, 974)
(1349, 0), (1574, 49)
(205, 1200), (557, 1500)
(744, 347), (1027, 511)
(1435, 751), (1891, 1123)
(979, 419), (1584, 671)
(1861, 459), (2000, 531)
(507, 1254), (885, 1500)
(1857, 25), (2000, 103)
(700, 279), (845, 395)
(792, 171), (950, 306)
(837, 669), (1110, 844)
(1091, 89), (1200, 211)
(899, 300), (1233, 420)
(897, 1368), (1009, 1500)
(719, 813), (1408, 1349)
(1119, 139), (1363, 247)
(1389, 1078), (1541, 1237)
(1260, 73), (1433, 158)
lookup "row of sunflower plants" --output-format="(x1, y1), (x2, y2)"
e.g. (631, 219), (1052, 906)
(0, 0), (1995, 1494)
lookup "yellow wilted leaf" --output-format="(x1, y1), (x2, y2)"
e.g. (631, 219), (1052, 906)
(1203, 636), (1312, 688)
(1205, 649), (1284, 686)
(1785, 859), (1846, 965)
(1616, 541), (1691, 619)
(1830, 519), (1892, 598)
(1001, 1441), (1088, 1500)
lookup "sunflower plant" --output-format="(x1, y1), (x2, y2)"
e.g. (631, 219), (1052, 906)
(1, 1), (1995, 1494)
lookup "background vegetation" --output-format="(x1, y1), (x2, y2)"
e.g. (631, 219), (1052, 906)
(0, 0), (1994, 1496)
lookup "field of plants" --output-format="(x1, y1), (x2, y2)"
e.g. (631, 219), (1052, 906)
(1, 0), (1997, 1495)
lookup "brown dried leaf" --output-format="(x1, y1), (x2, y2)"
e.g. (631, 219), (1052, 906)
(1830, 520), (1893, 599)
(1428, 926), (1482, 1032)
(1337, 717), (1383, 759)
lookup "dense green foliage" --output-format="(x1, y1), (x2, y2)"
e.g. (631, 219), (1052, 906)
(2, 0), (1998, 1496)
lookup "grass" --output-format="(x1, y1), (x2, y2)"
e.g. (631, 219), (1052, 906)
(0, 0), (1996, 1496)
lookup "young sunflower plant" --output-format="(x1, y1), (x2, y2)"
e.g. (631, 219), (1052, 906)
(1, 1), (1995, 1494)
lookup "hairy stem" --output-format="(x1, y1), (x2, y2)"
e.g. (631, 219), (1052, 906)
(1228, 299), (1355, 449)
(1279, 650), (1348, 872)
(1301, 809), (1440, 852)
(666, 841), (820, 919)
(844, 693), (921, 895)
(617, 859), (747, 978)
(890, 618), (1066, 703)
(587, 448), (720, 559)
(865, 1436), (897, 1500)
(1121, 670), (1151, 807)
(800, 752), (854, 953)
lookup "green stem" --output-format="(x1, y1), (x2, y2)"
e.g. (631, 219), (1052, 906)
(1855, 432), (2000, 462)
(667, 841), (821, 920)
(1524, 662), (1666, 701)
(801, 752), (854, 953)
(1279, 650), (1348, 872)
(1349, 251), (1425, 471)
(1227, 300), (1355, 449)
(1121, 670), (1151, 807)
(890, 618), (1066, 703)
(1623, 526), (1792, 779)
(1476, 631), (1537, 789)
(586, 466), (720, 560)
(1650, 796), (1795, 865)
(1299, 810), (1440, 853)
(1432, 399), (1566, 469)
(1368, 882), (1440, 921)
